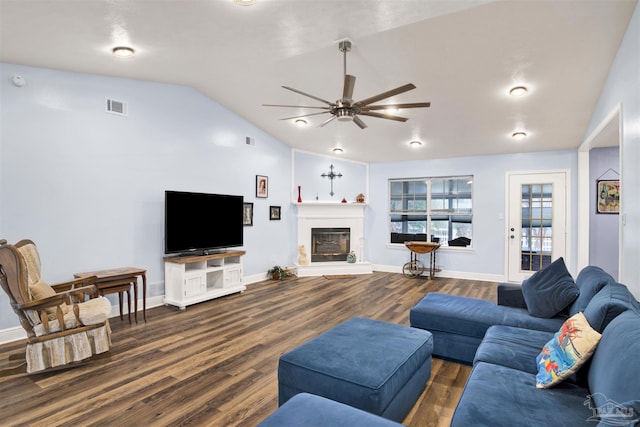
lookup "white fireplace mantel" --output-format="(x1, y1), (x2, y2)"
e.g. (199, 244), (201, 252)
(294, 202), (373, 276)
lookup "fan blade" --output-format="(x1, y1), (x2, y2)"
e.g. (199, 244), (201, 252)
(282, 86), (334, 106)
(279, 111), (331, 121)
(263, 104), (330, 110)
(362, 102), (430, 111)
(342, 74), (356, 102)
(319, 115), (338, 127)
(359, 111), (408, 122)
(353, 115), (368, 129)
(355, 83), (416, 107)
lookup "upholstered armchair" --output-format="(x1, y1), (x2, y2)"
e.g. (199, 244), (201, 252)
(0, 239), (112, 374)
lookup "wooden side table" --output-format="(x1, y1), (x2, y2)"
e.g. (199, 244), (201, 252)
(74, 267), (147, 323)
(403, 241), (441, 279)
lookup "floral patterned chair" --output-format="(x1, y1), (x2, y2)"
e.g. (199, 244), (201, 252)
(0, 239), (112, 374)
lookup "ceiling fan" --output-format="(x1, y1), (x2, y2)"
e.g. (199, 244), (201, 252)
(263, 40), (430, 129)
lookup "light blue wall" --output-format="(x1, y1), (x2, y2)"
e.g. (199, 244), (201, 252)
(0, 63), (293, 329)
(293, 151), (368, 203)
(583, 2), (640, 296)
(368, 151), (578, 279)
(589, 147), (620, 279)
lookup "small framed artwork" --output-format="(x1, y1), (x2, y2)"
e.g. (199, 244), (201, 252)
(256, 175), (268, 198)
(270, 206), (281, 220)
(243, 202), (254, 226)
(596, 179), (620, 214)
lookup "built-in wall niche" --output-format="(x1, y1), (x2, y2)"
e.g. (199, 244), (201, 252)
(292, 150), (369, 203)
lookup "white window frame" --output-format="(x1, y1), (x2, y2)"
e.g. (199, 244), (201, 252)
(389, 175), (473, 247)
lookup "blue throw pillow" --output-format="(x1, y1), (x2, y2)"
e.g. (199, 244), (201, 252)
(522, 257), (579, 318)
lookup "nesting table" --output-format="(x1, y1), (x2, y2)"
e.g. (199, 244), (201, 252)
(74, 267), (147, 323)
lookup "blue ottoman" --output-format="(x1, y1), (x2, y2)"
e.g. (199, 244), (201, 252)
(278, 317), (433, 422)
(257, 393), (404, 427)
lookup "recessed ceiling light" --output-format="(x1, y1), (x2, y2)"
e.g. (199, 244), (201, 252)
(509, 86), (528, 97)
(234, 0), (256, 5)
(294, 119), (307, 127)
(512, 131), (527, 140)
(112, 46), (135, 58)
(333, 147), (344, 153)
(409, 140), (422, 147)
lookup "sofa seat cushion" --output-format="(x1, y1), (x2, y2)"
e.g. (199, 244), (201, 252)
(473, 325), (552, 374)
(521, 257), (579, 318)
(278, 317), (432, 422)
(257, 393), (404, 427)
(451, 362), (592, 427)
(410, 292), (566, 364)
(588, 310), (640, 425)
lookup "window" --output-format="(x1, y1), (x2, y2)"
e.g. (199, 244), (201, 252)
(389, 176), (473, 247)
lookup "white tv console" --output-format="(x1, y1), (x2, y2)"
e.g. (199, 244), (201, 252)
(163, 250), (245, 309)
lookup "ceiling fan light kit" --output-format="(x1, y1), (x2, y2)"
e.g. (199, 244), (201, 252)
(264, 40), (430, 129)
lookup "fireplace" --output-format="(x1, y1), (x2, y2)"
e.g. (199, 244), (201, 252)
(311, 228), (350, 262)
(295, 202), (372, 276)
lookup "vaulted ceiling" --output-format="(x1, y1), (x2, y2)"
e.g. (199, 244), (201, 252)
(0, 0), (635, 162)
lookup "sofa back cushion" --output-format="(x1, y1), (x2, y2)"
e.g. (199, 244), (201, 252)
(588, 310), (640, 425)
(583, 283), (640, 333)
(568, 266), (616, 317)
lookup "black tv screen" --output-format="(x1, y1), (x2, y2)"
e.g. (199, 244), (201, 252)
(164, 190), (243, 254)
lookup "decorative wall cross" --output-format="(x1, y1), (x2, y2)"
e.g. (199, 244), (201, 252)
(321, 164), (343, 196)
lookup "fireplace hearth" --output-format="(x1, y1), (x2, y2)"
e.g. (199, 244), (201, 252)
(311, 228), (350, 262)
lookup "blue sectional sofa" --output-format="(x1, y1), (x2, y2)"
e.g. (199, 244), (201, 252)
(410, 261), (640, 426)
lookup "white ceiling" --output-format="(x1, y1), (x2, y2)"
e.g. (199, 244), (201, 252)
(0, 0), (635, 163)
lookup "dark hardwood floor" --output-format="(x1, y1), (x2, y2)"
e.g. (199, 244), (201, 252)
(0, 272), (496, 426)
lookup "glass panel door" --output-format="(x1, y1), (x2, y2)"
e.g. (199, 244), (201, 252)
(508, 172), (567, 282)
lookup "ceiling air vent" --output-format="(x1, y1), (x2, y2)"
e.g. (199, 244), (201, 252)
(105, 98), (127, 116)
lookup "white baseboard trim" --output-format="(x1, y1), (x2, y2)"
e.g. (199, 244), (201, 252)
(0, 295), (168, 345)
(372, 264), (505, 283)
(0, 326), (27, 345)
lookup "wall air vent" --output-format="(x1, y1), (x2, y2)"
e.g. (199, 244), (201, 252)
(105, 98), (127, 116)
(246, 136), (256, 147)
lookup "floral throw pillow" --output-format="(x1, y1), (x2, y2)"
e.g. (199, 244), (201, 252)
(536, 312), (602, 388)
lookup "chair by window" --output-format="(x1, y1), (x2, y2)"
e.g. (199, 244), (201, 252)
(0, 239), (112, 374)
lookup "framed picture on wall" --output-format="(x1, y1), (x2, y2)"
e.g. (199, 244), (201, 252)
(256, 175), (268, 198)
(270, 206), (281, 220)
(596, 179), (620, 214)
(243, 202), (254, 226)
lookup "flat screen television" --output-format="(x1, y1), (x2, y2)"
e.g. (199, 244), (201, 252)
(164, 190), (243, 255)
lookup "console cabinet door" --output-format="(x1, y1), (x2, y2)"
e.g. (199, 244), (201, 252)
(185, 273), (206, 296)
(223, 266), (242, 288)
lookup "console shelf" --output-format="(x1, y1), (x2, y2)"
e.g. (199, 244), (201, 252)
(163, 251), (245, 309)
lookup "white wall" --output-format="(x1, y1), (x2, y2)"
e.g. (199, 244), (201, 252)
(0, 63), (293, 329)
(582, 2), (640, 297)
